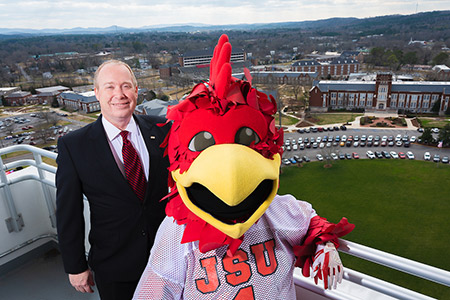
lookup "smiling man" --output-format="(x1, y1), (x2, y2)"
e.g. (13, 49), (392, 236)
(56, 60), (171, 300)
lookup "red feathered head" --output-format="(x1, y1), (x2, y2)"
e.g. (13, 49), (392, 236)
(162, 34), (283, 254)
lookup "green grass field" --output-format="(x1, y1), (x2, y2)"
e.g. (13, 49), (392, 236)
(419, 118), (450, 129)
(278, 160), (450, 299)
(310, 113), (363, 125)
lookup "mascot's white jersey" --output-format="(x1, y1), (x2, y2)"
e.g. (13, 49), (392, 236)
(133, 194), (316, 300)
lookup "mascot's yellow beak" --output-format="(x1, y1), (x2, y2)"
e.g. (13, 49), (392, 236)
(172, 144), (280, 239)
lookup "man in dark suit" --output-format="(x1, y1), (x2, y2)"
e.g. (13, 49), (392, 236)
(56, 60), (170, 300)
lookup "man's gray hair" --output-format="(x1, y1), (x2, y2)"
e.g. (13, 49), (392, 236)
(94, 60), (138, 89)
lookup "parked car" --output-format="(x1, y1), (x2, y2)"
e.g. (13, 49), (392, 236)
(423, 152), (431, 160)
(293, 155), (302, 163)
(289, 157), (297, 164)
(282, 158), (290, 165)
(390, 151), (399, 159)
(352, 152), (360, 159)
(433, 154), (440, 162)
(302, 156), (310, 162)
(375, 151), (383, 159)
(339, 153), (346, 160)
(345, 153), (352, 159)
(316, 154), (324, 161)
(366, 150), (375, 159)
(382, 151), (391, 158)
(441, 156), (449, 164)
(398, 152), (406, 159)
(406, 151), (415, 160)
(331, 153), (338, 160)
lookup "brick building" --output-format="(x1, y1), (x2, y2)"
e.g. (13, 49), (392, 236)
(291, 58), (359, 78)
(58, 91), (100, 113)
(309, 73), (450, 114)
(178, 48), (246, 67)
(4, 91), (33, 106)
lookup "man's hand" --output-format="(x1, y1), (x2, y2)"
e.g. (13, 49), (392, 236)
(312, 242), (343, 289)
(69, 269), (95, 293)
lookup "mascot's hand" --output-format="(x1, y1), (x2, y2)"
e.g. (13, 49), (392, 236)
(312, 242), (343, 290)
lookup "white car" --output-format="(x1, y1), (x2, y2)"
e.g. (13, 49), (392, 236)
(390, 151), (399, 159)
(410, 136), (416, 143)
(293, 144), (298, 150)
(406, 151), (415, 160)
(331, 153), (339, 160)
(316, 154), (324, 161)
(424, 152), (431, 160)
(366, 150), (375, 159)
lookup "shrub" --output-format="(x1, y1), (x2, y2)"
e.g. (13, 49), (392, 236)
(360, 117), (365, 125)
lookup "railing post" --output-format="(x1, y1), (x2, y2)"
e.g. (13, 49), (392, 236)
(33, 152), (57, 228)
(0, 155), (24, 232)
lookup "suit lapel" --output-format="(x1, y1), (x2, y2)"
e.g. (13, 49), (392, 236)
(88, 116), (137, 199)
(135, 115), (166, 203)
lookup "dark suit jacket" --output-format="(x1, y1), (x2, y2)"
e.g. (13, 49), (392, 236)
(56, 114), (170, 281)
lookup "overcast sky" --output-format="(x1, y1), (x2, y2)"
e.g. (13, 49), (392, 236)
(0, 0), (449, 29)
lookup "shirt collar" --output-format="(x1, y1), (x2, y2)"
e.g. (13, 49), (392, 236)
(102, 115), (139, 142)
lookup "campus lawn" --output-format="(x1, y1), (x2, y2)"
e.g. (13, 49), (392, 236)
(419, 118), (450, 129)
(278, 160), (450, 299)
(310, 113), (363, 125)
(274, 114), (299, 126)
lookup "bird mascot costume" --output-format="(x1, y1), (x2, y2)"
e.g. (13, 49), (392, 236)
(133, 35), (354, 299)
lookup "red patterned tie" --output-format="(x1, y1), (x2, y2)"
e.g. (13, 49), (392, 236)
(120, 131), (147, 201)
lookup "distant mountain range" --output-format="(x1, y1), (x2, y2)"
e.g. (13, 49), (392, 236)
(0, 10), (449, 36)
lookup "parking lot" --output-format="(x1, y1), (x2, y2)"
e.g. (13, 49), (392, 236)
(282, 126), (450, 165)
(0, 112), (82, 148)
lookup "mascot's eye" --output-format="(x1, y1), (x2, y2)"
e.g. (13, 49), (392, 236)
(235, 127), (260, 146)
(188, 131), (215, 151)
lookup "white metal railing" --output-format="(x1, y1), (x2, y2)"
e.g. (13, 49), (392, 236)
(339, 239), (450, 287)
(0, 144), (57, 232)
(0, 145), (449, 300)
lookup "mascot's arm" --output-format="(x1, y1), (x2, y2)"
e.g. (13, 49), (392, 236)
(293, 216), (355, 290)
(133, 267), (183, 300)
(133, 218), (186, 300)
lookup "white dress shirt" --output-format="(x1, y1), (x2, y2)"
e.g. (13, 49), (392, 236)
(102, 116), (150, 180)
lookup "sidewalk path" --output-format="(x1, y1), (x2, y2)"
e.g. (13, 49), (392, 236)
(283, 112), (418, 132)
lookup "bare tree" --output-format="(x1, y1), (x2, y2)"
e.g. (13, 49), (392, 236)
(38, 107), (59, 127)
(319, 144), (340, 167)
